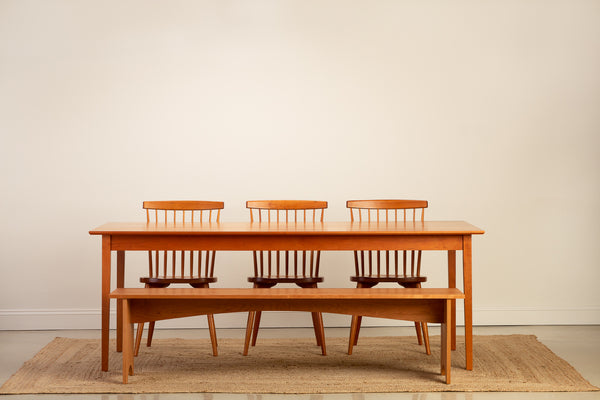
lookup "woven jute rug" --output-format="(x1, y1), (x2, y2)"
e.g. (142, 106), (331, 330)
(1, 335), (597, 393)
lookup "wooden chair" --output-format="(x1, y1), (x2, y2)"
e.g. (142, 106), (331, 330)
(243, 200), (328, 356)
(134, 200), (224, 357)
(346, 199), (431, 355)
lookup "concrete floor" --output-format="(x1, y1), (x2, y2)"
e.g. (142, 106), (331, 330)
(1, 325), (599, 400)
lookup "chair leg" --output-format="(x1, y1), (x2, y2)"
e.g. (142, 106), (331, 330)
(348, 314), (365, 355)
(410, 282), (430, 354)
(245, 282), (270, 351)
(251, 311), (262, 346)
(146, 321), (156, 347)
(134, 322), (144, 357)
(311, 312), (324, 347)
(207, 314), (218, 356)
(349, 282), (372, 352)
(301, 282), (326, 354)
(311, 312), (326, 355)
(354, 315), (362, 345)
(348, 315), (360, 355)
(422, 322), (431, 355)
(193, 282), (218, 356)
(139, 283), (156, 350)
(243, 311), (255, 356)
(414, 321), (424, 345)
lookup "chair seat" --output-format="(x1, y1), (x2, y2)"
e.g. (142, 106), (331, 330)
(249, 276), (324, 287)
(350, 275), (427, 285)
(140, 276), (217, 286)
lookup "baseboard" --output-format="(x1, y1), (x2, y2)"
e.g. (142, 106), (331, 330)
(1, 307), (598, 330)
(472, 306), (600, 326)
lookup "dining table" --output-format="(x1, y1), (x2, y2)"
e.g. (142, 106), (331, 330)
(89, 220), (484, 372)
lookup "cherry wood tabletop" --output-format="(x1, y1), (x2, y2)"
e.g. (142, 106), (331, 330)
(90, 221), (484, 235)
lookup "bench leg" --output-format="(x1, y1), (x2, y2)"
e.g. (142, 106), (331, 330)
(441, 299), (452, 384)
(122, 300), (134, 384)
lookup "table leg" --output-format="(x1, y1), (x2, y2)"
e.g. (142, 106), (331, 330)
(463, 235), (473, 370)
(116, 251), (125, 352)
(447, 250), (457, 351)
(101, 235), (111, 372)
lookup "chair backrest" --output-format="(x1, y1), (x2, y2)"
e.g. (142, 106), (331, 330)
(246, 200), (328, 279)
(347, 199), (427, 223)
(347, 199), (428, 278)
(246, 200), (327, 223)
(143, 201), (224, 279)
(143, 200), (223, 224)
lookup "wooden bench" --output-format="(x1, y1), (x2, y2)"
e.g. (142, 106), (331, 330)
(110, 287), (465, 384)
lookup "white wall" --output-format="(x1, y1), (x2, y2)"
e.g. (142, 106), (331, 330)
(1, 0), (599, 330)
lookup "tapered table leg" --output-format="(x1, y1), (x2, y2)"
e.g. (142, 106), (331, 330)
(463, 236), (473, 370)
(116, 251), (125, 352)
(101, 235), (111, 371)
(447, 250), (457, 351)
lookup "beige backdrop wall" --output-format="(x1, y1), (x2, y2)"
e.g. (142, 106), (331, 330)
(1, 0), (599, 330)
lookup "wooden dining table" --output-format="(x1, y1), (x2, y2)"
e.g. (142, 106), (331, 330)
(89, 220), (484, 372)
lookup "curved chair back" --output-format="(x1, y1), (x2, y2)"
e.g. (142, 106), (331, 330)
(347, 199), (428, 280)
(143, 201), (224, 282)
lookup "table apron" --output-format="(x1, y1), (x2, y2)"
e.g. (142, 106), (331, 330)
(109, 234), (465, 251)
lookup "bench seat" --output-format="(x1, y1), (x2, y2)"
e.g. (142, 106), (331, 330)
(110, 287), (464, 384)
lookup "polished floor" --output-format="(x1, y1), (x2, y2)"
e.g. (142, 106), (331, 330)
(1, 325), (599, 400)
